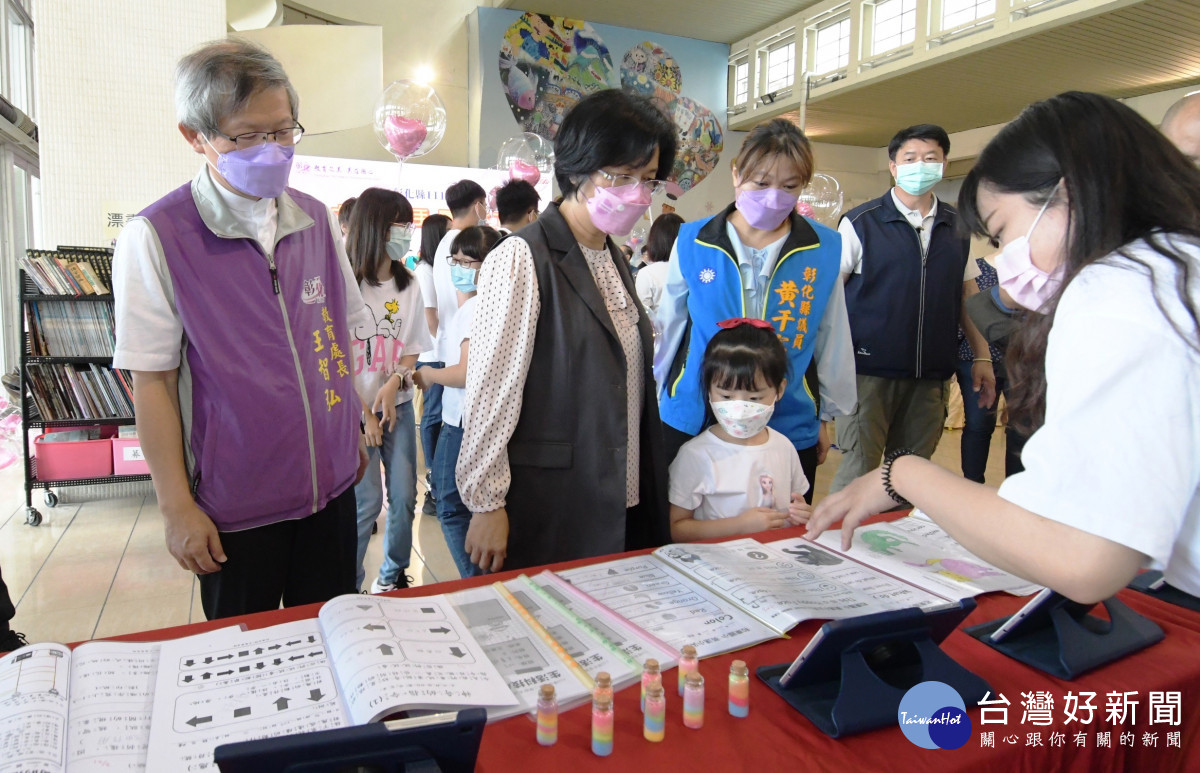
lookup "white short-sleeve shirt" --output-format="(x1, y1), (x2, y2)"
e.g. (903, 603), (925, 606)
(440, 295), (476, 428)
(351, 272), (433, 407)
(669, 427), (809, 521)
(997, 238), (1200, 595)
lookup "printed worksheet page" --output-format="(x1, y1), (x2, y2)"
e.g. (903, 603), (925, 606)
(64, 640), (160, 773)
(318, 594), (517, 725)
(504, 575), (642, 688)
(807, 518), (1041, 598)
(654, 539), (950, 633)
(0, 643), (71, 773)
(145, 619), (348, 772)
(527, 572), (679, 672)
(448, 584), (592, 719)
(557, 555), (778, 657)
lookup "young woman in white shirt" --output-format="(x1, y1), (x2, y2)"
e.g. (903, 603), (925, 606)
(807, 91), (1200, 605)
(347, 187), (433, 593)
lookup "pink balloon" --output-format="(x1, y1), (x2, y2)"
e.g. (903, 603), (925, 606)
(796, 200), (815, 218)
(384, 115), (428, 159)
(508, 159), (541, 185)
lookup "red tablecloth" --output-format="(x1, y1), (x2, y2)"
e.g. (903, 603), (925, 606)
(111, 520), (1200, 771)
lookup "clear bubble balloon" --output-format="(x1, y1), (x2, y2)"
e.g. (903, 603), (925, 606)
(374, 80), (446, 161)
(797, 173), (844, 227)
(496, 132), (556, 184)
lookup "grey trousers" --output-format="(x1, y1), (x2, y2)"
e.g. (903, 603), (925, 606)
(830, 374), (948, 493)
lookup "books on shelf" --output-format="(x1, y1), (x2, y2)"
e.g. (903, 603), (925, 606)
(19, 250), (111, 297)
(25, 363), (134, 421)
(0, 516), (1037, 771)
(25, 301), (116, 357)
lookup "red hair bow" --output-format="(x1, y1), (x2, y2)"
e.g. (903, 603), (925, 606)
(716, 317), (774, 331)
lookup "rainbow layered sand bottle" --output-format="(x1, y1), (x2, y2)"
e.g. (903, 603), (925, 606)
(643, 683), (666, 742)
(728, 660), (749, 718)
(536, 684), (558, 746)
(683, 671), (705, 729)
(677, 645), (699, 696)
(592, 695), (614, 756)
(641, 658), (661, 712)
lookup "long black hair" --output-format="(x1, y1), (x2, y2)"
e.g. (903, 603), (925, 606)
(347, 187), (414, 292)
(958, 91), (1200, 433)
(646, 212), (684, 264)
(419, 213), (450, 267)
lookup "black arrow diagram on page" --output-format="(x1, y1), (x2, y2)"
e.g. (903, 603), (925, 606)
(377, 644), (394, 656)
(275, 697), (290, 710)
(186, 716), (212, 727)
(449, 647), (466, 659)
(363, 624), (386, 631)
(309, 689), (324, 702)
(430, 627), (450, 634)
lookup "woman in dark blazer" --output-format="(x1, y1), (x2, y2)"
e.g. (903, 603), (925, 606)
(456, 90), (677, 571)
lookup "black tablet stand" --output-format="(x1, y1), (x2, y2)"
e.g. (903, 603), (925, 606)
(965, 596), (1164, 680)
(757, 606), (991, 738)
(214, 707), (486, 773)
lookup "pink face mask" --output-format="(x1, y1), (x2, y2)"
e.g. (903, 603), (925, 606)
(995, 182), (1062, 311)
(586, 180), (651, 236)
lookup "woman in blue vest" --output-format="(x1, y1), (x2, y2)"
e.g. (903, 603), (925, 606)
(656, 119), (857, 500)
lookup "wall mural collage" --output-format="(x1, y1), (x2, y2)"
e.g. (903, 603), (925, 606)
(497, 11), (725, 196)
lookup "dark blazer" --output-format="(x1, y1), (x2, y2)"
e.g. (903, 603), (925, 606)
(500, 202), (670, 570)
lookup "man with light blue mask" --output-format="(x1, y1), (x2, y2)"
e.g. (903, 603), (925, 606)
(831, 124), (995, 493)
(111, 38), (371, 620)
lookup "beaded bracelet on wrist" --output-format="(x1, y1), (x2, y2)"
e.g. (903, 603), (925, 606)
(881, 448), (917, 508)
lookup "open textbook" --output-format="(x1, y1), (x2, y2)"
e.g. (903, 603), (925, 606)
(1, 583), (677, 773)
(557, 516), (1039, 657)
(0, 627), (239, 773)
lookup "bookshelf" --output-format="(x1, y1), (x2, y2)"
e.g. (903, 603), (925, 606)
(18, 248), (151, 526)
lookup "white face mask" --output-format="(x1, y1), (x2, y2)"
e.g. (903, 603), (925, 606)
(711, 399), (774, 439)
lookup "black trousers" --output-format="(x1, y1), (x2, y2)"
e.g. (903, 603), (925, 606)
(662, 423), (822, 506)
(0, 564), (14, 632)
(199, 485), (358, 620)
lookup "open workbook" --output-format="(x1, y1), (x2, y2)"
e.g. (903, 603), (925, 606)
(0, 583), (674, 773)
(557, 515), (1039, 658)
(0, 627), (242, 773)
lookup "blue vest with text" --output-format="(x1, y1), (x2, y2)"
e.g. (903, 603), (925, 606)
(659, 206), (841, 449)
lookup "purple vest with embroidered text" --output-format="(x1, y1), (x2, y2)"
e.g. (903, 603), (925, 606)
(141, 184), (359, 531)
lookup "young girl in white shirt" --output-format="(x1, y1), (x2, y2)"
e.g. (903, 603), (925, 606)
(669, 319), (813, 541)
(347, 188), (433, 593)
(414, 225), (501, 577)
(808, 91), (1200, 606)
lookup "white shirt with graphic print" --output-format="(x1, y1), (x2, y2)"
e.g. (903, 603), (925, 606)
(351, 270), (433, 407)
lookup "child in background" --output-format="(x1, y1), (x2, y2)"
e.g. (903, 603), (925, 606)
(668, 319), (811, 541)
(347, 187), (433, 593)
(414, 225), (501, 577)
